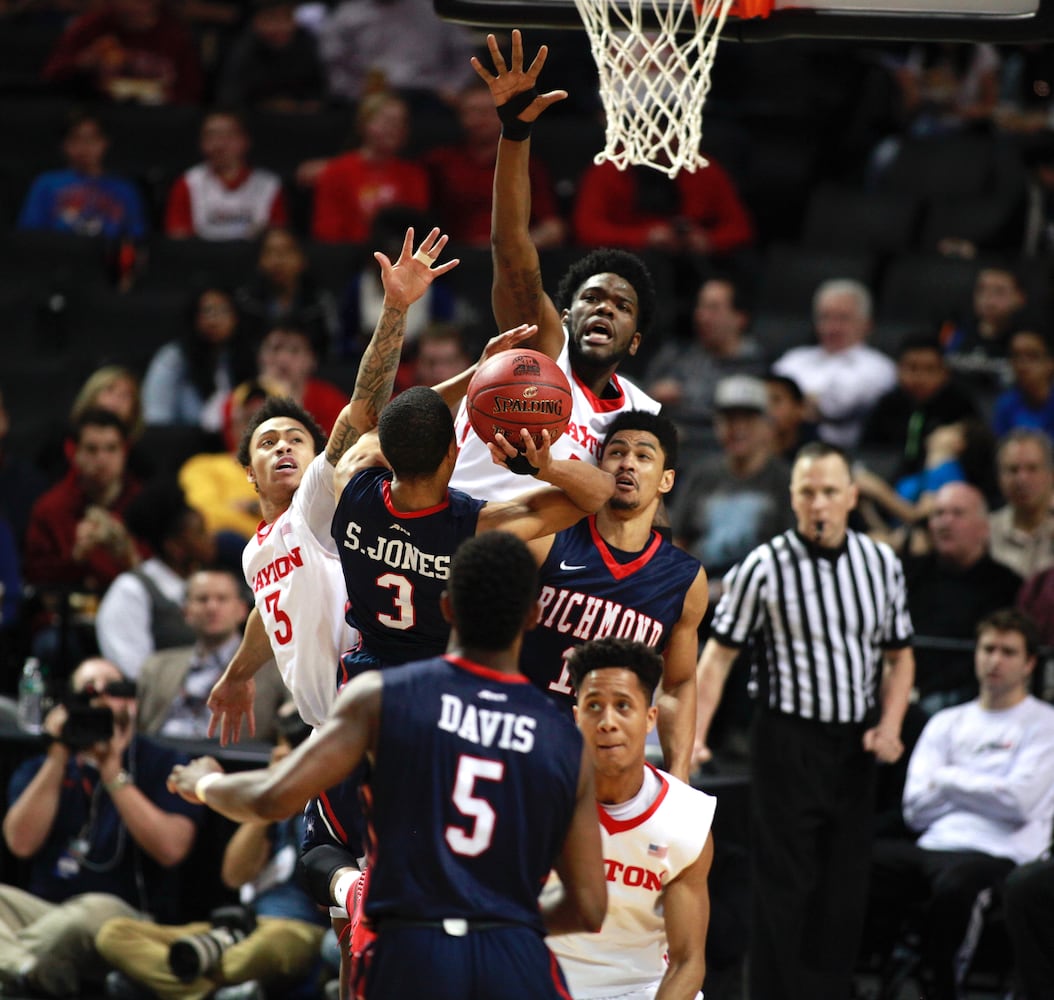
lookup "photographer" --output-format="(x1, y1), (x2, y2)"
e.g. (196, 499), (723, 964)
(97, 703), (328, 1000)
(0, 658), (203, 997)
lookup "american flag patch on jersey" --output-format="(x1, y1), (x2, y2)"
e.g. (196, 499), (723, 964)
(647, 843), (668, 859)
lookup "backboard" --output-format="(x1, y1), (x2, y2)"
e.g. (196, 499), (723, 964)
(435, 0), (1054, 40)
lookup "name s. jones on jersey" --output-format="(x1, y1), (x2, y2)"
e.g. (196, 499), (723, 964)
(341, 521), (452, 579)
(438, 694), (537, 754)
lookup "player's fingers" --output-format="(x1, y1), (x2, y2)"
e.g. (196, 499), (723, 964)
(493, 431), (517, 455)
(525, 42), (548, 78)
(487, 33), (508, 74)
(373, 250), (393, 273)
(421, 228), (446, 255)
(431, 257), (460, 277)
(398, 226), (415, 260)
(246, 708), (256, 739)
(470, 55), (495, 84)
(509, 29), (523, 72)
(538, 90), (569, 109)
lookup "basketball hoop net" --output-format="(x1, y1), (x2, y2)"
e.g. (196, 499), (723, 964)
(574, 0), (771, 177)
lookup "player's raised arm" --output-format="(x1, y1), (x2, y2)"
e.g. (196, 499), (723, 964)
(542, 742), (607, 935)
(472, 30), (567, 358)
(326, 227), (459, 467)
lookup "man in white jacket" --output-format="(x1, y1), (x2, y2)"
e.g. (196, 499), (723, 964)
(866, 607), (1054, 1000)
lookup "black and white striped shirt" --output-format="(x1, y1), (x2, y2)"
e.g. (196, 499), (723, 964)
(711, 529), (914, 724)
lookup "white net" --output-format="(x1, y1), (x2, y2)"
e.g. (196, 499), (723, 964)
(574, 0), (735, 177)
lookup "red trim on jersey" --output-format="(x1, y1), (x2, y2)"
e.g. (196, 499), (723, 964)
(549, 949), (574, 999)
(570, 367), (626, 414)
(445, 654), (530, 685)
(382, 479), (450, 518)
(588, 516), (663, 580)
(319, 788), (350, 844)
(254, 516), (279, 544)
(597, 763), (669, 834)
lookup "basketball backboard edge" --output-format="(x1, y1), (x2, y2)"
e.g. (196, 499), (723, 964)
(434, 0), (1054, 41)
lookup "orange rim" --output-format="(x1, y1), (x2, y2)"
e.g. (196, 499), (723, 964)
(728, 0), (774, 17)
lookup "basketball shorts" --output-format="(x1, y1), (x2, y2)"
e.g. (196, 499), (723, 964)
(361, 923), (572, 1000)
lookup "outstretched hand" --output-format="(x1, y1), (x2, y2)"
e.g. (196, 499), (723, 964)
(478, 323), (538, 365)
(471, 30), (568, 121)
(487, 427), (552, 476)
(376, 226), (459, 312)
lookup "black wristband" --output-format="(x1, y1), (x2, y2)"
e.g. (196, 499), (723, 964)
(506, 452), (541, 476)
(301, 844), (358, 908)
(497, 89), (537, 142)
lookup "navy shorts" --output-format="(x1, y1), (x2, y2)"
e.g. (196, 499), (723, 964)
(338, 646), (382, 691)
(362, 924), (571, 1000)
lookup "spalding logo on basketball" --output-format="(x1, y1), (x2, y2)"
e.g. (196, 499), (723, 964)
(466, 349), (573, 450)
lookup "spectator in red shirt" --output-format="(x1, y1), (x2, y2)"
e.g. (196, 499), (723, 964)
(24, 409), (144, 593)
(43, 0), (203, 105)
(572, 156), (754, 257)
(310, 91), (428, 244)
(165, 109), (287, 241)
(255, 322), (347, 435)
(423, 80), (565, 249)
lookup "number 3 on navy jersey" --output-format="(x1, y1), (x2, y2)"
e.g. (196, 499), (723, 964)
(445, 755), (505, 857)
(377, 572), (415, 630)
(263, 590), (292, 645)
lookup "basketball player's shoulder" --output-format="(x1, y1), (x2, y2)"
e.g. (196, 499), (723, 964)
(659, 768), (717, 834)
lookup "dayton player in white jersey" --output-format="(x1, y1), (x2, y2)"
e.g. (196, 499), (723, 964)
(547, 638), (715, 1000)
(449, 32), (659, 502)
(451, 330), (660, 501)
(208, 227), (460, 739)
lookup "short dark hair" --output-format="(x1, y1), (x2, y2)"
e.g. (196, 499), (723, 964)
(236, 396), (327, 466)
(764, 372), (804, 403)
(72, 407), (129, 444)
(793, 440), (852, 477)
(448, 532), (538, 650)
(567, 638), (664, 702)
(63, 108), (106, 141)
(124, 481), (196, 554)
(601, 410), (679, 471)
(556, 249), (656, 336)
(378, 387), (454, 477)
(977, 608), (1040, 660)
(895, 332), (945, 361)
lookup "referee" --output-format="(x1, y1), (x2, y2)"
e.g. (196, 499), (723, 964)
(694, 441), (914, 1000)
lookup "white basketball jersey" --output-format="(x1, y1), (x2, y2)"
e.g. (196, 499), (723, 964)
(449, 329), (660, 502)
(184, 163), (281, 241)
(242, 453), (356, 727)
(548, 765), (716, 999)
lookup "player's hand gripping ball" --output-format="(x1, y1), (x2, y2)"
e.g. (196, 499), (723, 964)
(466, 349), (572, 451)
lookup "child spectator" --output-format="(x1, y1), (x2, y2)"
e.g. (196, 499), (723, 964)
(17, 110), (147, 242)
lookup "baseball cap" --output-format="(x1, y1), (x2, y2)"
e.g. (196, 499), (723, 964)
(714, 375), (768, 414)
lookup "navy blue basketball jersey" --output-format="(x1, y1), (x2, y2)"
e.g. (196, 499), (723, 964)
(364, 655), (582, 932)
(521, 516), (702, 713)
(332, 467), (486, 666)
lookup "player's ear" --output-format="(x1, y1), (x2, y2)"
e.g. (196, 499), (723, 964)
(645, 704), (658, 732)
(627, 331), (642, 356)
(657, 468), (675, 496)
(524, 598), (541, 632)
(439, 592), (454, 625)
(572, 704), (579, 724)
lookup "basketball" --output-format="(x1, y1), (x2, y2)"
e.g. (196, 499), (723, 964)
(466, 350), (573, 451)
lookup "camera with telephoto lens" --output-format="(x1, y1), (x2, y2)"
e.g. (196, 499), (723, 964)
(59, 705), (114, 751)
(58, 679), (137, 751)
(168, 905), (257, 983)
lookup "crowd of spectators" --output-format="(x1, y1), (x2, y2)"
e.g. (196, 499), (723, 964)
(1, 3), (1054, 998)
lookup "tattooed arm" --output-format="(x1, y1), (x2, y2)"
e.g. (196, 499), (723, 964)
(326, 227), (459, 471)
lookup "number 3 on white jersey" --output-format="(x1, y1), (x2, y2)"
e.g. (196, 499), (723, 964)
(445, 755), (505, 857)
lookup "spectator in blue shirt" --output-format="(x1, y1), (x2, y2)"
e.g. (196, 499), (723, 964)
(993, 328), (1054, 439)
(17, 110), (147, 242)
